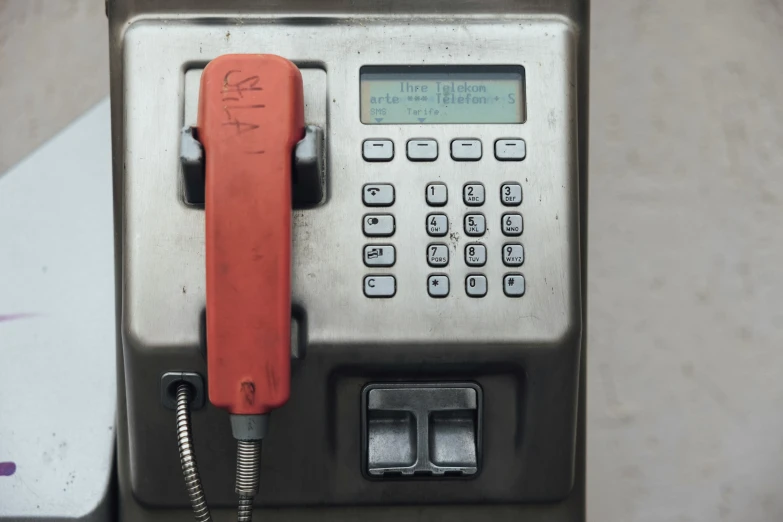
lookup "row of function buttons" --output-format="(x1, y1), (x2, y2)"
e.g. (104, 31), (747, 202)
(363, 243), (524, 268)
(363, 138), (526, 162)
(363, 213), (523, 237)
(363, 274), (526, 298)
(364, 183), (522, 207)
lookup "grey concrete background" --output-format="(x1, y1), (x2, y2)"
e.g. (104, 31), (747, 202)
(0, 1), (108, 174)
(589, 2), (783, 521)
(1, 0), (782, 520)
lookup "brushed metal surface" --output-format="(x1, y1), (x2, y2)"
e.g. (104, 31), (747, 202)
(124, 21), (579, 349)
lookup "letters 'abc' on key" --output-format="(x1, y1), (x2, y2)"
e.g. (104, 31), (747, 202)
(463, 183), (485, 206)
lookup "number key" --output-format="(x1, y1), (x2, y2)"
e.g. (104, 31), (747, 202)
(427, 244), (449, 267)
(502, 243), (524, 266)
(465, 243), (487, 267)
(464, 213), (486, 236)
(501, 183), (523, 206)
(426, 183), (448, 206)
(465, 274), (487, 297)
(427, 213), (448, 236)
(463, 183), (485, 206)
(501, 213), (523, 236)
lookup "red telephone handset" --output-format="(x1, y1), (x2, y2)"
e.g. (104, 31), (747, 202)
(198, 54), (304, 415)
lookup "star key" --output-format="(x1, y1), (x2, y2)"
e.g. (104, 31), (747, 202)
(428, 275), (449, 298)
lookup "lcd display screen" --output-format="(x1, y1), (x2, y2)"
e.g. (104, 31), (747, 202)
(360, 66), (526, 124)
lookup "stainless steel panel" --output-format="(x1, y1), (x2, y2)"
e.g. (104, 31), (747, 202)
(124, 20), (578, 350)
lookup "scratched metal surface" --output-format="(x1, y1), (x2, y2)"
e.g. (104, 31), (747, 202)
(0, 100), (115, 520)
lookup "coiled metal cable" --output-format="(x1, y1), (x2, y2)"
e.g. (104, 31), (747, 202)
(235, 440), (262, 522)
(176, 383), (212, 522)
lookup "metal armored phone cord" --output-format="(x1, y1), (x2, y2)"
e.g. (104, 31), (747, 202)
(235, 439), (262, 521)
(175, 383), (212, 522)
(176, 379), (267, 522)
(230, 413), (268, 522)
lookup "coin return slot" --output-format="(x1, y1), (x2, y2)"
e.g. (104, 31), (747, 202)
(367, 410), (417, 469)
(363, 383), (482, 478)
(429, 410), (477, 469)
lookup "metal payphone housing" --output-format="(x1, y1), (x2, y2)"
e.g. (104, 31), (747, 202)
(109, 0), (589, 520)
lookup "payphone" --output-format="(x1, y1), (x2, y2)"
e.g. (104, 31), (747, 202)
(108, 0), (589, 521)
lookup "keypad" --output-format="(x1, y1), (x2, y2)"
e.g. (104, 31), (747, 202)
(464, 214), (486, 236)
(362, 179), (397, 296)
(426, 183), (448, 206)
(360, 137), (529, 298)
(463, 183), (485, 206)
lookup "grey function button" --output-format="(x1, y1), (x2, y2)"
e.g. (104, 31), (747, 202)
(363, 139), (394, 162)
(465, 275), (487, 297)
(364, 214), (395, 237)
(501, 213), (523, 236)
(363, 184), (395, 206)
(427, 214), (449, 237)
(364, 275), (396, 298)
(503, 274), (525, 297)
(428, 275), (450, 298)
(364, 245), (396, 267)
(407, 139), (438, 161)
(502, 244), (524, 266)
(463, 183), (485, 206)
(451, 139), (482, 161)
(464, 214), (486, 236)
(495, 139), (526, 161)
(426, 183), (448, 206)
(500, 183), (523, 206)
(465, 244), (487, 267)
(427, 244), (449, 267)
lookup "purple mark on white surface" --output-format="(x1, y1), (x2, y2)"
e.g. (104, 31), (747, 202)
(0, 462), (16, 476)
(0, 313), (37, 323)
